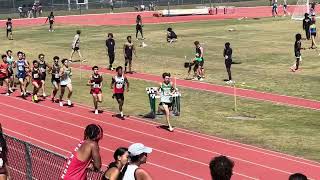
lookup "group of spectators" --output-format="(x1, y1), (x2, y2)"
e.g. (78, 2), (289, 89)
(18, 2), (43, 18)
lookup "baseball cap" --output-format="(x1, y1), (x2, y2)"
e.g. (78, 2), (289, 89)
(128, 143), (152, 156)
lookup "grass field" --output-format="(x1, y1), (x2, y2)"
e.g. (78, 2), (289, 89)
(1, 17), (320, 161)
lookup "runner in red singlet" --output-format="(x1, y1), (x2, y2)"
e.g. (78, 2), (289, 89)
(61, 124), (103, 180)
(111, 66), (129, 119)
(87, 66), (103, 115)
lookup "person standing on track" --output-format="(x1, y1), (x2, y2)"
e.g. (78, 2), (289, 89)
(31, 60), (42, 103)
(61, 124), (103, 180)
(38, 54), (49, 98)
(223, 42), (233, 83)
(49, 56), (61, 102)
(272, 0), (278, 17)
(123, 36), (136, 74)
(303, 13), (312, 40)
(45, 11), (55, 32)
(87, 66), (103, 115)
(106, 33), (116, 70)
(0, 124), (11, 180)
(70, 30), (85, 62)
(6, 50), (15, 93)
(0, 55), (10, 96)
(102, 147), (129, 180)
(16, 51), (28, 97)
(59, 58), (73, 107)
(291, 33), (306, 72)
(6, 18), (13, 40)
(111, 66), (129, 119)
(136, 15), (144, 40)
(158, 72), (176, 132)
(209, 156), (234, 180)
(122, 143), (153, 180)
(282, 0), (289, 16)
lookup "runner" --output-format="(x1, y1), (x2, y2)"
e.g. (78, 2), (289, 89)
(123, 36), (136, 74)
(31, 60), (42, 103)
(102, 147), (129, 180)
(106, 33), (116, 70)
(272, 0), (278, 17)
(61, 124), (103, 180)
(194, 41), (205, 79)
(38, 54), (49, 97)
(111, 66), (129, 119)
(122, 143), (152, 180)
(6, 50), (14, 93)
(59, 58), (73, 107)
(283, 0), (289, 16)
(49, 56), (61, 102)
(70, 30), (84, 62)
(223, 42), (233, 83)
(23, 53), (32, 96)
(290, 33), (306, 72)
(87, 66), (103, 114)
(16, 51), (28, 97)
(158, 72), (176, 132)
(0, 124), (11, 180)
(303, 13), (312, 40)
(6, 18), (13, 40)
(45, 11), (55, 32)
(0, 55), (10, 96)
(309, 21), (317, 49)
(136, 15), (144, 40)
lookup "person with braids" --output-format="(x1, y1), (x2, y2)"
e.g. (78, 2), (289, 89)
(102, 147), (129, 180)
(0, 124), (11, 180)
(209, 155), (234, 180)
(61, 124), (103, 180)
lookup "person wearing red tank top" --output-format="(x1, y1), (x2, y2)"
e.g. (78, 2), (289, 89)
(87, 66), (103, 115)
(61, 124), (103, 180)
(111, 66), (129, 119)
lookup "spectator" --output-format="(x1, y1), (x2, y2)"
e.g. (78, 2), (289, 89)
(167, 28), (177, 43)
(61, 124), (103, 180)
(303, 13), (312, 40)
(0, 123), (11, 180)
(209, 155), (234, 180)
(102, 147), (129, 180)
(122, 143), (153, 180)
(38, 3), (43, 16)
(289, 173), (308, 180)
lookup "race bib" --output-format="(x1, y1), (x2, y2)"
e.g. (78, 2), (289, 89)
(225, 55), (228, 59)
(55, 73), (60, 79)
(116, 83), (123, 89)
(40, 67), (46, 73)
(33, 74), (39, 79)
(93, 84), (100, 88)
(0, 158), (3, 167)
(18, 66), (24, 71)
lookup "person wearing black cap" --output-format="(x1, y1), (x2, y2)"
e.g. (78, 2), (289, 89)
(303, 13), (312, 40)
(122, 143), (153, 180)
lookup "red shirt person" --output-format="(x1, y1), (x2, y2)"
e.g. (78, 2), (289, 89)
(61, 124), (103, 180)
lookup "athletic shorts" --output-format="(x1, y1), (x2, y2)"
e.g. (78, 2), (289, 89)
(73, 47), (80, 51)
(91, 88), (102, 94)
(311, 32), (316, 37)
(225, 59), (232, 69)
(49, 20), (54, 24)
(51, 78), (60, 84)
(113, 93), (124, 101)
(41, 72), (46, 81)
(32, 79), (42, 86)
(159, 102), (172, 108)
(7, 29), (12, 33)
(136, 24), (142, 30)
(17, 71), (26, 79)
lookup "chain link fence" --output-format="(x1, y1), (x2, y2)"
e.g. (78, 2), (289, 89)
(3, 134), (103, 180)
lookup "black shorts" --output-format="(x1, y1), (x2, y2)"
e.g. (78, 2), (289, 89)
(198, 61), (204, 67)
(41, 72), (46, 81)
(311, 32), (316, 37)
(136, 24), (142, 30)
(51, 78), (60, 84)
(225, 59), (232, 69)
(7, 29), (12, 33)
(113, 93), (124, 101)
(159, 102), (172, 108)
(73, 47), (80, 51)
(49, 20), (54, 25)
(125, 56), (133, 63)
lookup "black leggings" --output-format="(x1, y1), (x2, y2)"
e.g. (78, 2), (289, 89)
(136, 25), (143, 38)
(108, 53), (115, 68)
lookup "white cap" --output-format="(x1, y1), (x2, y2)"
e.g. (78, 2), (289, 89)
(128, 143), (152, 156)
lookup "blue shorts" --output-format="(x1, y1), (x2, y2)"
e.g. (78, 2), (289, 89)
(16, 71), (26, 79)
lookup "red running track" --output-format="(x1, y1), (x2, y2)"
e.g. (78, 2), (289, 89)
(74, 64), (320, 110)
(0, 91), (320, 180)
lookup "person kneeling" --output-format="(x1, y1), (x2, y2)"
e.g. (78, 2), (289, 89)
(158, 72), (176, 132)
(167, 28), (177, 43)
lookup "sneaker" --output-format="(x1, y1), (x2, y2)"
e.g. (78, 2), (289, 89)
(199, 78), (204, 81)
(67, 100), (72, 106)
(168, 127), (174, 132)
(120, 112), (124, 118)
(5, 93), (10, 96)
(9, 88), (13, 93)
(34, 95), (38, 102)
(290, 67), (296, 72)
(59, 101), (63, 107)
(95, 109), (99, 114)
(51, 97), (55, 102)
(42, 93), (47, 97)
(192, 77), (198, 80)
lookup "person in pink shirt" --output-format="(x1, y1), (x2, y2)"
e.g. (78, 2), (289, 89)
(61, 124), (103, 180)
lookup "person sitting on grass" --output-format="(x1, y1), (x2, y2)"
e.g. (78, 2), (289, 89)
(158, 72), (176, 132)
(289, 173), (308, 180)
(291, 33), (306, 72)
(167, 27), (177, 43)
(209, 155), (234, 180)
